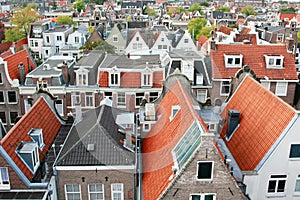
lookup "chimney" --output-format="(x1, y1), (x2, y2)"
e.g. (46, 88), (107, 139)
(226, 110), (240, 139)
(74, 104), (82, 124)
(26, 56), (31, 72)
(210, 38), (216, 51)
(61, 62), (69, 83)
(18, 62), (25, 85)
(286, 37), (294, 53)
(10, 45), (15, 54)
(125, 126), (133, 149)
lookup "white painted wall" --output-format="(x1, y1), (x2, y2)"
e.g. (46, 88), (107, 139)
(244, 114), (300, 200)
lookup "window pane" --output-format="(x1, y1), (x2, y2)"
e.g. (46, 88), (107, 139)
(191, 195), (201, 200)
(10, 112), (18, 124)
(0, 91), (4, 103)
(0, 112), (6, 124)
(205, 194), (214, 200)
(197, 162), (213, 179)
(277, 180), (286, 192)
(7, 91), (16, 103)
(295, 180), (300, 192)
(268, 180), (276, 193)
(290, 144), (300, 158)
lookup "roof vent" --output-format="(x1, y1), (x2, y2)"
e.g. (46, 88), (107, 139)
(43, 64), (51, 70)
(87, 144), (95, 151)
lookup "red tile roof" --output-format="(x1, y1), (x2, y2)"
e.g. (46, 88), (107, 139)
(0, 42), (12, 53)
(218, 25), (233, 35)
(3, 49), (36, 81)
(142, 78), (207, 200)
(0, 97), (62, 180)
(0, 37), (28, 59)
(279, 13), (297, 21)
(196, 35), (209, 46)
(220, 76), (296, 171)
(211, 44), (298, 80)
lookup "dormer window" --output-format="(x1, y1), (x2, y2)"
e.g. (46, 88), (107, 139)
(109, 68), (120, 87)
(141, 70), (152, 87)
(170, 105), (180, 121)
(16, 142), (40, 173)
(196, 161), (214, 181)
(277, 34), (284, 42)
(265, 55), (284, 68)
(0, 167), (10, 190)
(29, 128), (45, 149)
(136, 36), (139, 41)
(113, 36), (118, 42)
(224, 54), (243, 68)
(37, 80), (47, 90)
(75, 68), (89, 86)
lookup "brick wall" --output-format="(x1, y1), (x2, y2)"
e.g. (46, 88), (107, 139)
(57, 169), (135, 200)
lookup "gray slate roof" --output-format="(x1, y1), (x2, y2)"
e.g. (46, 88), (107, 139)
(100, 54), (161, 69)
(55, 105), (134, 166)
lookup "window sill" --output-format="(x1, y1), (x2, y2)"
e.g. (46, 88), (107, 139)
(266, 193), (286, 198)
(288, 158), (300, 161)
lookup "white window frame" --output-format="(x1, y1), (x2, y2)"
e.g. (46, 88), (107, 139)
(29, 128), (45, 149)
(220, 80), (231, 96)
(141, 72), (152, 87)
(196, 161), (214, 181)
(57, 35), (62, 41)
(277, 33), (284, 42)
(85, 92), (94, 108)
(135, 93), (144, 108)
(224, 54), (243, 68)
(71, 92), (81, 106)
(265, 55), (284, 68)
(170, 105), (180, 121)
(0, 91), (4, 104)
(289, 144), (300, 159)
(0, 167), (10, 190)
(196, 89), (207, 103)
(65, 184), (82, 200)
(24, 99), (32, 113)
(7, 91), (17, 104)
(113, 36), (118, 42)
(55, 99), (64, 116)
(295, 175), (300, 195)
(189, 193), (216, 200)
(75, 36), (79, 43)
(143, 123), (151, 132)
(260, 81), (270, 90)
(109, 71), (120, 87)
(275, 82), (288, 96)
(17, 143), (40, 173)
(149, 92), (159, 102)
(45, 35), (50, 44)
(117, 92), (126, 107)
(88, 184), (104, 200)
(111, 183), (124, 200)
(196, 73), (204, 85)
(267, 175), (287, 196)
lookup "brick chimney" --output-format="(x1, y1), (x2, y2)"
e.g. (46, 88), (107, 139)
(18, 62), (25, 85)
(210, 38), (216, 51)
(61, 61), (69, 83)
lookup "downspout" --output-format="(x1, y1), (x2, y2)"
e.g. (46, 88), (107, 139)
(0, 146), (48, 188)
(53, 167), (60, 200)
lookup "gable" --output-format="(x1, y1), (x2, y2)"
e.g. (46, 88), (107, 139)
(220, 76), (296, 171)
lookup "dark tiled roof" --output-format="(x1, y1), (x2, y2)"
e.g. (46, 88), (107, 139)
(0, 97), (62, 180)
(220, 76), (296, 171)
(56, 105), (134, 166)
(211, 44), (298, 80)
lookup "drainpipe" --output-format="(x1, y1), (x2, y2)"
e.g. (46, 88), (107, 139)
(53, 167), (60, 200)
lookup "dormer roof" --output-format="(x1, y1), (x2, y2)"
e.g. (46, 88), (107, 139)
(0, 97), (62, 180)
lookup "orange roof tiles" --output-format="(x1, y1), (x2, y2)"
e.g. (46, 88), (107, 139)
(280, 13), (297, 21)
(3, 49), (36, 81)
(197, 35), (209, 45)
(220, 76), (296, 171)
(218, 25), (233, 35)
(211, 44), (298, 80)
(142, 78), (207, 200)
(0, 97), (62, 180)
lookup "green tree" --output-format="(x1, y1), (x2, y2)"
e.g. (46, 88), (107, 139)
(189, 3), (202, 12)
(12, 5), (39, 35)
(240, 6), (258, 16)
(145, 7), (158, 18)
(188, 18), (207, 40)
(73, 0), (85, 12)
(4, 27), (26, 42)
(216, 6), (230, 12)
(88, 26), (95, 35)
(198, 25), (216, 38)
(82, 40), (115, 53)
(297, 31), (300, 42)
(167, 7), (185, 16)
(279, 7), (296, 13)
(57, 16), (76, 25)
(200, 2), (210, 7)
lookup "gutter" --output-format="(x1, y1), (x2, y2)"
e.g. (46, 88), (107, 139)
(0, 146), (48, 188)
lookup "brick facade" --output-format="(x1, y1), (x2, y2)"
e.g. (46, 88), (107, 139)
(56, 169), (135, 200)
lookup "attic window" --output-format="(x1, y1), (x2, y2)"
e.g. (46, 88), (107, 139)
(29, 128), (45, 149)
(170, 105), (180, 121)
(197, 161), (214, 181)
(16, 142), (40, 173)
(265, 55), (284, 68)
(87, 144), (95, 152)
(224, 54), (243, 68)
(226, 110), (240, 141)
